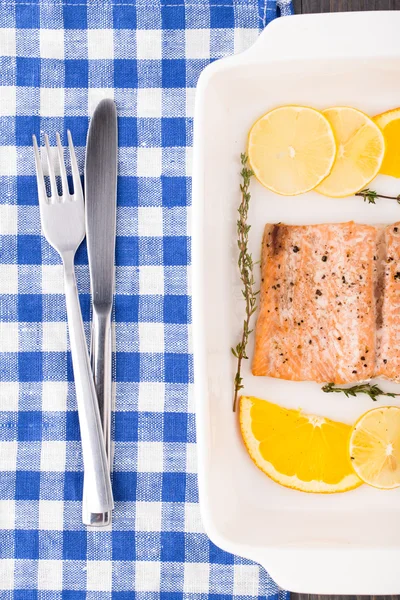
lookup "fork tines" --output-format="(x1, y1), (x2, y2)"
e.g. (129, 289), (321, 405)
(32, 131), (82, 204)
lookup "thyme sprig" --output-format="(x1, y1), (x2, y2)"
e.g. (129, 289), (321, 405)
(231, 154), (257, 412)
(355, 188), (400, 204)
(322, 382), (400, 401)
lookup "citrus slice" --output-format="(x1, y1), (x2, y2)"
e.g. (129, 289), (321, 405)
(247, 106), (336, 196)
(316, 106), (385, 197)
(239, 396), (362, 493)
(373, 107), (400, 178)
(349, 406), (400, 489)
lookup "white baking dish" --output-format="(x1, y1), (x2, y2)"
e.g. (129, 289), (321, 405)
(192, 11), (400, 594)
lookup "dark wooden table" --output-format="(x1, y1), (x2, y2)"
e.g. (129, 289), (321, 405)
(288, 3), (399, 599)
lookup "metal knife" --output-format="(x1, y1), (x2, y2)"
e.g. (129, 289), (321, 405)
(82, 99), (118, 526)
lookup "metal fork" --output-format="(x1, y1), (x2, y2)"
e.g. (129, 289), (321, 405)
(33, 132), (114, 516)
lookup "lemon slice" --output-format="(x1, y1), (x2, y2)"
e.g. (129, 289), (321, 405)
(349, 406), (400, 489)
(316, 106), (385, 197)
(240, 396), (362, 493)
(374, 107), (400, 178)
(247, 106), (336, 196)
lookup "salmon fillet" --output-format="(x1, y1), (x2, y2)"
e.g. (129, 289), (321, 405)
(252, 222), (378, 384)
(376, 223), (400, 382)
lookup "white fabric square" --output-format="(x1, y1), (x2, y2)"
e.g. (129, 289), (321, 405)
(137, 147), (162, 177)
(87, 29), (114, 59)
(40, 29), (64, 59)
(39, 500), (64, 531)
(42, 382), (68, 412)
(0, 265), (17, 294)
(185, 443), (197, 474)
(0, 204), (17, 235)
(138, 382), (165, 412)
(0, 87), (16, 116)
(0, 147), (16, 176)
(139, 265), (164, 295)
(135, 561), (161, 592)
(137, 441), (164, 472)
(40, 88), (64, 117)
(184, 563), (210, 593)
(184, 503), (204, 533)
(185, 29), (210, 59)
(38, 560), (63, 591)
(233, 565), (260, 595)
(0, 322), (18, 352)
(88, 88), (114, 115)
(0, 383), (19, 411)
(139, 322), (164, 353)
(0, 500), (15, 529)
(0, 559), (14, 590)
(185, 146), (192, 177)
(42, 322), (67, 352)
(41, 441), (66, 472)
(137, 88), (162, 118)
(135, 501), (162, 532)
(138, 207), (163, 237)
(87, 561), (112, 592)
(185, 88), (196, 118)
(0, 442), (17, 471)
(0, 29), (16, 56)
(136, 29), (161, 59)
(42, 265), (64, 294)
(234, 28), (259, 54)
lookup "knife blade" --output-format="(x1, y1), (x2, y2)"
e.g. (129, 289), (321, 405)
(82, 98), (117, 526)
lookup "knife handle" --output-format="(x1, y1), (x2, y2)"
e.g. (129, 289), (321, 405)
(82, 308), (113, 527)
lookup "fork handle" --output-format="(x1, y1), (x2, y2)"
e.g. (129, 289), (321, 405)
(63, 255), (114, 515)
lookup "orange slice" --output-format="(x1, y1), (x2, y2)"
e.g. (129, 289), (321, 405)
(240, 396), (362, 493)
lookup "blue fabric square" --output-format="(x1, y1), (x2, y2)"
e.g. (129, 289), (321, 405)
(164, 353), (189, 383)
(161, 118), (186, 147)
(114, 59), (138, 89)
(163, 412), (188, 442)
(112, 531), (136, 561)
(18, 352), (43, 382)
(161, 177), (187, 208)
(113, 472), (137, 501)
(16, 58), (40, 87)
(0, 531), (13, 559)
(138, 237), (163, 266)
(62, 593), (86, 600)
(162, 60), (186, 88)
(116, 236), (139, 266)
(63, 531), (87, 560)
(15, 530), (39, 559)
(18, 235), (41, 265)
(137, 60), (161, 88)
(16, 4), (40, 28)
(163, 237), (188, 266)
(113, 5), (137, 29)
(18, 294), (42, 323)
(16, 116), (40, 146)
(210, 5), (235, 28)
(66, 411), (80, 441)
(164, 296), (188, 324)
(115, 352), (140, 383)
(162, 472), (186, 502)
(118, 176), (138, 206)
(0, 117), (15, 145)
(15, 471), (40, 500)
(115, 295), (139, 323)
(119, 118), (138, 147)
(64, 471), (83, 501)
(18, 411), (42, 441)
(63, 4), (88, 29)
(64, 117), (89, 147)
(162, 6), (185, 29)
(160, 532), (185, 562)
(65, 60), (88, 88)
(114, 411), (138, 442)
(14, 591), (38, 600)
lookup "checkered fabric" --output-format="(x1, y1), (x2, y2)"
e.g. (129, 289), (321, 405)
(0, 0), (293, 597)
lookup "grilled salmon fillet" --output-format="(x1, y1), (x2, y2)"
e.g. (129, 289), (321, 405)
(252, 222), (378, 383)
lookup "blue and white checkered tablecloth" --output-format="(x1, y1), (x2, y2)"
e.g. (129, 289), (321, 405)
(0, 0), (293, 597)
